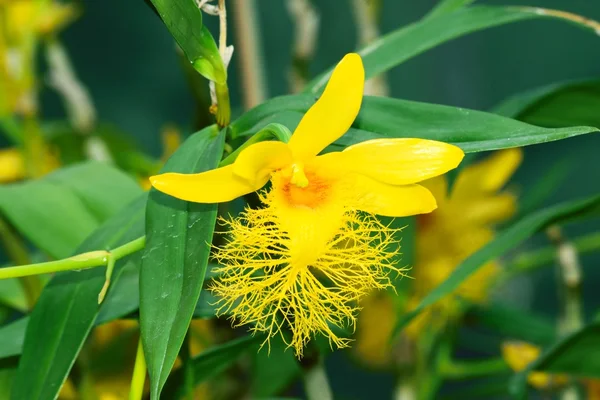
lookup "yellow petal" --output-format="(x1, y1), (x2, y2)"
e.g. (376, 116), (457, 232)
(0, 148), (25, 183)
(287, 53), (364, 160)
(454, 148), (523, 197)
(344, 138), (464, 185)
(150, 165), (267, 203)
(463, 193), (517, 226)
(421, 176), (448, 207)
(232, 141), (293, 183)
(350, 174), (437, 217)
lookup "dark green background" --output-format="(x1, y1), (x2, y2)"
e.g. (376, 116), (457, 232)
(27, 0), (600, 398)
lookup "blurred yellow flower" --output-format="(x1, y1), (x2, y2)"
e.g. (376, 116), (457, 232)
(150, 53), (464, 356)
(406, 148), (522, 337)
(0, 146), (59, 183)
(0, 0), (78, 115)
(502, 341), (568, 389)
(355, 149), (522, 366)
(353, 292), (398, 368)
(0, 148), (25, 182)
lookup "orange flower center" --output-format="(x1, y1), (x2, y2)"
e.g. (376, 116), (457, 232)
(274, 165), (332, 209)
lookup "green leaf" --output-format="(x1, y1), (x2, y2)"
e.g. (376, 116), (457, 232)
(162, 335), (261, 399)
(510, 322), (600, 399)
(493, 79), (600, 129)
(306, 6), (600, 93)
(45, 161), (142, 222)
(425, 0), (477, 19)
(0, 318), (28, 360)
(347, 96), (598, 152)
(0, 368), (16, 399)
(148, 0), (226, 84)
(466, 303), (556, 345)
(0, 162), (142, 258)
(10, 195), (146, 400)
(140, 125), (225, 399)
(233, 95), (598, 153)
(0, 279), (27, 312)
(392, 194), (600, 339)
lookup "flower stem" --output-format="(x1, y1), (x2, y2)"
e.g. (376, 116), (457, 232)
(547, 226), (584, 400)
(129, 337), (147, 400)
(0, 236), (145, 280)
(303, 363), (333, 400)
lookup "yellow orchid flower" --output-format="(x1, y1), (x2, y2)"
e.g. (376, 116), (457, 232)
(406, 148), (523, 337)
(354, 149), (522, 367)
(150, 53), (464, 356)
(502, 341), (568, 389)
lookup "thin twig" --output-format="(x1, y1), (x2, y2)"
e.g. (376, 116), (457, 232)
(45, 40), (96, 133)
(351, 0), (389, 96)
(287, 0), (319, 93)
(232, 0), (267, 108)
(547, 226), (584, 400)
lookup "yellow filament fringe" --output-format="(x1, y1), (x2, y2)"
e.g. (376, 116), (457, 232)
(211, 192), (405, 358)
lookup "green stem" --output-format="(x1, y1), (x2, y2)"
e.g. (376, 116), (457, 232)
(214, 82), (231, 128)
(129, 337), (147, 400)
(219, 123), (293, 167)
(0, 236), (145, 280)
(501, 231), (600, 281)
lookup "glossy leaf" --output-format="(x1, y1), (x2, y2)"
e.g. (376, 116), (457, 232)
(392, 194), (600, 338)
(306, 6), (600, 93)
(140, 125), (225, 399)
(148, 0), (226, 84)
(510, 322), (600, 399)
(233, 95), (598, 154)
(493, 79), (600, 128)
(11, 195), (146, 400)
(163, 335), (260, 399)
(0, 162), (141, 258)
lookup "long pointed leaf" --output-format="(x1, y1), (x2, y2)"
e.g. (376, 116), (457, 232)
(140, 125), (225, 399)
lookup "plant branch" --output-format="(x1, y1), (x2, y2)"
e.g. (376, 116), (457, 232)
(303, 363), (333, 400)
(547, 226), (584, 400)
(0, 236), (146, 280)
(287, 0), (319, 93)
(232, 0), (267, 108)
(351, 0), (389, 96)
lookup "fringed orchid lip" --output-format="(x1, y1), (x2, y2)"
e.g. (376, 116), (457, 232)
(150, 53), (465, 356)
